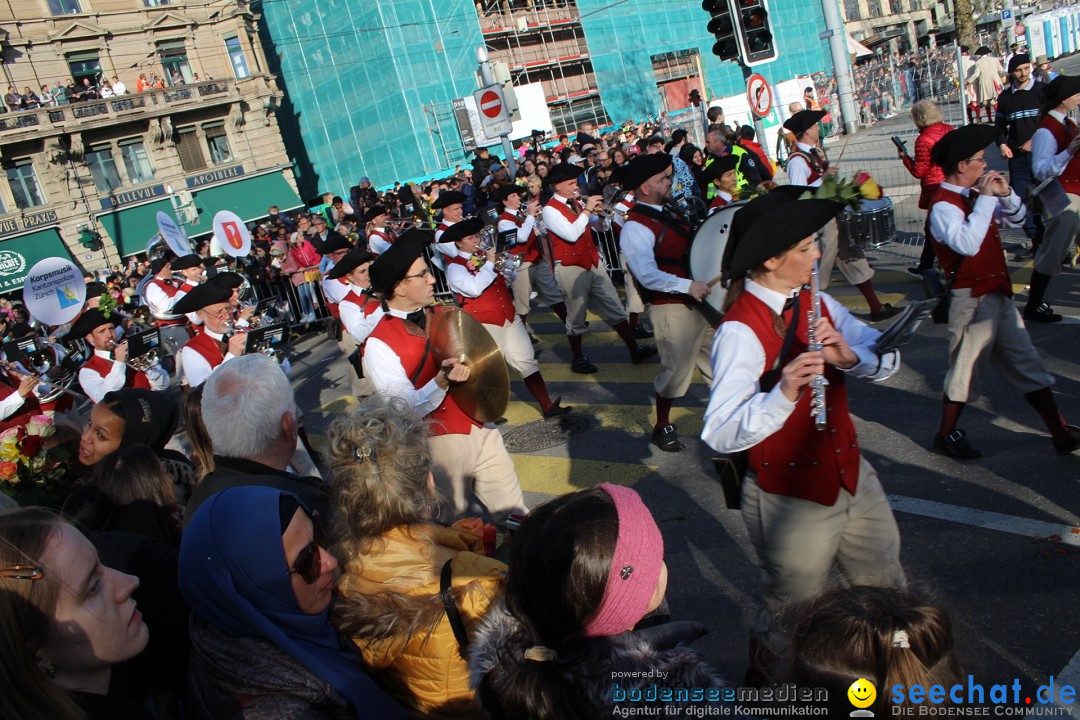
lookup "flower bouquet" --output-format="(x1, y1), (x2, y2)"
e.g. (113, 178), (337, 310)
(0, 415), (70, 506)
(801, 171), (884, 207)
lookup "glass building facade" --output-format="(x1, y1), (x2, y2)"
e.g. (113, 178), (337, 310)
(258, 0), (834, 195)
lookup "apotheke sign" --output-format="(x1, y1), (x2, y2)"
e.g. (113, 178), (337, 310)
(186, 165), (245, 189)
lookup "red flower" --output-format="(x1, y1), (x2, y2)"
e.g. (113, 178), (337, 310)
(20, 435), (43, 458)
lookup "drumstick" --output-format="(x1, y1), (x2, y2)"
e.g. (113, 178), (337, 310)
(706, 272), (724, 288)
(833, 133), (853, 166)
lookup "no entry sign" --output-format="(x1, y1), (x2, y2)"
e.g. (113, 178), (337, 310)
(473, 84), (512, 137)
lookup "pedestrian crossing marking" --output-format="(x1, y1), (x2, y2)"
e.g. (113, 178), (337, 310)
(513, 455), (656, 495)
(502, 399), (705, 434)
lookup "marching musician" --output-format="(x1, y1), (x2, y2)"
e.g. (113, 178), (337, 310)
(620, 154), (714, 452)
(783, 109), (899, 322)
(609, 172), (652, 339)
(143, 255), (192, 352)
(701, 154), (740, 212)
(68, 307), (169, 403)
(363, 231), (527, 524)
(926, 123), (1080, 458)
(701, 191), (904, 683)
(1027, 74), (1080, 323)
(173, 284), (250, 388)
(540, 162), (657, 374)
(328, 247), (382, 397)
(432, 190), (467, 243)
(493, 184), (569, 329)
(171, 254), (207, 325)
(318, 235), (355, 321)
(443, 218), (571, 420)
(364, 205), (395, 257)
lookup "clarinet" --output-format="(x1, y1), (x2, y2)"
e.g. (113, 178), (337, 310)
(808, 259), (829, 431)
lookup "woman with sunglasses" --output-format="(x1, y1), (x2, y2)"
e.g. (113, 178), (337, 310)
(179, 485), (403, 720)
(0, 507), (152, 720)
(329, 395), (507, 719)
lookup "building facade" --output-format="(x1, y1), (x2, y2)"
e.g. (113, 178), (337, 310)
(0, 0), (303, 290)
(259, 0), (836, 196)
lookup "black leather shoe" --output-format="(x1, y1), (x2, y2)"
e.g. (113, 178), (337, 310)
(1053, 425), (1080, 454)
(1023, 302), (1063, 323)
(932, 429), (982, 459)
(542, 398), (572, 420)
(633, 325), (654, 339)
(907, 266), (930, 278)
(630, 344), (658, 364)
(571, 357), (598, 374)
(870, 304), (901, 322)
(652, 424), (684, 452)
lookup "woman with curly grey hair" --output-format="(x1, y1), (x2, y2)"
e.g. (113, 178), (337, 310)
(327, 395), (506, 719)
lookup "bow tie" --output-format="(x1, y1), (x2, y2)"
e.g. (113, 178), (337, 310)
(405, 309), (426, 330)
(783, 297), (797, 312)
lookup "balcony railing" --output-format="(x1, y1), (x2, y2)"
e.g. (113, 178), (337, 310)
(0, 80), (235, 135)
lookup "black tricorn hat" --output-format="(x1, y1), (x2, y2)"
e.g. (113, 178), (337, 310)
(620, 153), (673, 190)
(172, 282), (233, 314)
(327, 247), (373, 279)
(207, 272), (245, 290)
(440, 218), (485, 245)
(171, 254), (203, 271)
(362, 205), (387, 223)
(491, 184), (526, 203)
(930, 124), (998, 169)
(64, 307), (119, 341)
(369, 230), (429, 295)
(700, 154), (739, 184)
(783, 110), (827, 138)
(431, 191), (467, 210)
(723, 192), (843, 282)
(319, 235), (353, 254)
(544, 163), (583, 186)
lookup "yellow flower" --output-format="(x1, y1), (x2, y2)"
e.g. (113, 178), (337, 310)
(858, 177), (882, 200)
(0, 445), (20, 463)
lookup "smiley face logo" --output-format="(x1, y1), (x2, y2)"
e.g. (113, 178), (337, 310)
(848, 677), (877, 709)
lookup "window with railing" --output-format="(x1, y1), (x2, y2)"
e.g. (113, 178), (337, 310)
(158, 42), (194, 86)
(47, 0), (81, 15)
(67, 52), (102, 91)
(225, 36), (250, 79)
(119, 140), (155, 184)
(175, 128), (206, 172)
(86, 145), (123, 192)
(204, 124), (233, 165)
(5, 161), (46, 209)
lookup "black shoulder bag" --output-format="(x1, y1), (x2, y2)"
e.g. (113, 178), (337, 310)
(440, 559), (470, 659)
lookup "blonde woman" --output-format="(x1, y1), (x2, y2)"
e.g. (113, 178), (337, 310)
(329, 395), (505, 719)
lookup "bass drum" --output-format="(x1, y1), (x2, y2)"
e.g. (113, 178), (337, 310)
(688, 201), (747, 322)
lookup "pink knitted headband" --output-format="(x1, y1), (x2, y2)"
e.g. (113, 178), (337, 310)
(583, 483), (665, 638)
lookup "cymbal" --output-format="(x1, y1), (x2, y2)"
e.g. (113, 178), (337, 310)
(428, 308), (509, 423)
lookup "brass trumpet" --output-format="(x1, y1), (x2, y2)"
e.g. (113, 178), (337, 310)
(477, 226), (522, 283)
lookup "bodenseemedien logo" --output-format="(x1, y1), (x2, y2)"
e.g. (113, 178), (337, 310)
(848, 677), (877, 717)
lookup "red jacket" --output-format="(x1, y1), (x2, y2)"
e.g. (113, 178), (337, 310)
(738, 139), (773, 180)
(902, 122), (953, 209)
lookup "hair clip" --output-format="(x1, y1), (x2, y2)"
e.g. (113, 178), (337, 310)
(892, 629), (910, 649)
(620, 565), (633, 580)
(352, 445), (376, 464)
(0, 565), (44, 581)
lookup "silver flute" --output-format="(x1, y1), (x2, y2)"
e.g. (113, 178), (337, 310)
(808, 259), (829, 431)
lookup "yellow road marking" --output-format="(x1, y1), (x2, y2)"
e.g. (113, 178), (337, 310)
(511, 455), (655, 495)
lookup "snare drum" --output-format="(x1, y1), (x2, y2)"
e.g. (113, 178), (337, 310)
(837, 197), (895, 250)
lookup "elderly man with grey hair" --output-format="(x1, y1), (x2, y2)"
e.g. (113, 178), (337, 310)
(182, 353), (329, 528)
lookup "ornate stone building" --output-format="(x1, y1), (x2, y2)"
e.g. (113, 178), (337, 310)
(0, 0), (302, 291)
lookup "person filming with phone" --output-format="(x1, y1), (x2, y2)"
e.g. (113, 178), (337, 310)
(897, 100), (953, 276)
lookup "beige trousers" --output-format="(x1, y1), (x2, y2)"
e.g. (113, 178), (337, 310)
(429, 425), (526, 525)
(482, 316), (539, 377)
(651, 303), (713, 398)
(511, 260), (564, 316)
(553, 262), (628, 336)
(818, 219), (874, 289)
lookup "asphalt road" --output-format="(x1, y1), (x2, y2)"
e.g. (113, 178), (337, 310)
(293, 59), (1080, 702)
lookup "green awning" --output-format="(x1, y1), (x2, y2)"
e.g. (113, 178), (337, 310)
(192, 172), (303, 225)
(0, 229), (71, 293)
(97, 199), (173, 258)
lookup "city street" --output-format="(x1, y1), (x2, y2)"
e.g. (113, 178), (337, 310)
(292, 57), (1080, 697)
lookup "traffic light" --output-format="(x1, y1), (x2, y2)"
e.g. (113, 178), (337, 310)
(702, 0), (739, 62)
(736, 0), (777, 66)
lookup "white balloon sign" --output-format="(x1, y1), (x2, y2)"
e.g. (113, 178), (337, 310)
(156, 211), (192, 257)
(212, 210), (252, 258)
(22, 257), (87, 326)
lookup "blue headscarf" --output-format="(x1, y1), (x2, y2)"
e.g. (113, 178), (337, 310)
(178, 486), (403, 719)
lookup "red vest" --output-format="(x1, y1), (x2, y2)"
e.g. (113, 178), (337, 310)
(544, 197), (600, 270)
(499, 212), (541, 263)
(1037, 115), (1080, 195)
(367, 314), (478, 436)
(150, 278), (186, 327)
(368, 229), (393, 256)
(83, 353), (151, 390)
(624, 206), (692, 306)
(788, 148), (827, 185)
(446, 256), (516, 326)
(341, 289), (381, 317)
(183, 329), (225, 370)
(710, 195), (729, 210)
(722, 288), (860, 506)
(926, 188), (1012, 298)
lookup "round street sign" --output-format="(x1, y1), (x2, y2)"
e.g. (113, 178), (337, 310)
(746, 73), (773, 118)
(22, 257), (86, 326)
(212, 210), (251, 258)
(480, 90), (503, 119)
(1014, 23), (1026, 37)
(156, 211), (191, 257)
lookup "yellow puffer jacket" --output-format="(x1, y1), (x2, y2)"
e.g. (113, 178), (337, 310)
(332, 524), (506, 719)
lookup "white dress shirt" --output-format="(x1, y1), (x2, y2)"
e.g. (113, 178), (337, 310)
(497, 214), (535, 246)
(1031, 110), (1077, 181)
(0, 386), (31, 421)
(619, 201), (692, 296)
(78, 349), (169, 403)
(701, 280), (898, 454)
(181, 329), (236, 388)
(143, 277), (179, 317)
(368, 228), (392, 256)
(339, 289), (384, 345)
(362, 309), (446, 417)
(928, 182), (1026, 257)
(445, 250), (498, 298)
(541, 194), (591, 242)
(785, 142), (824, 188)
(322, 276), (351, 304)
